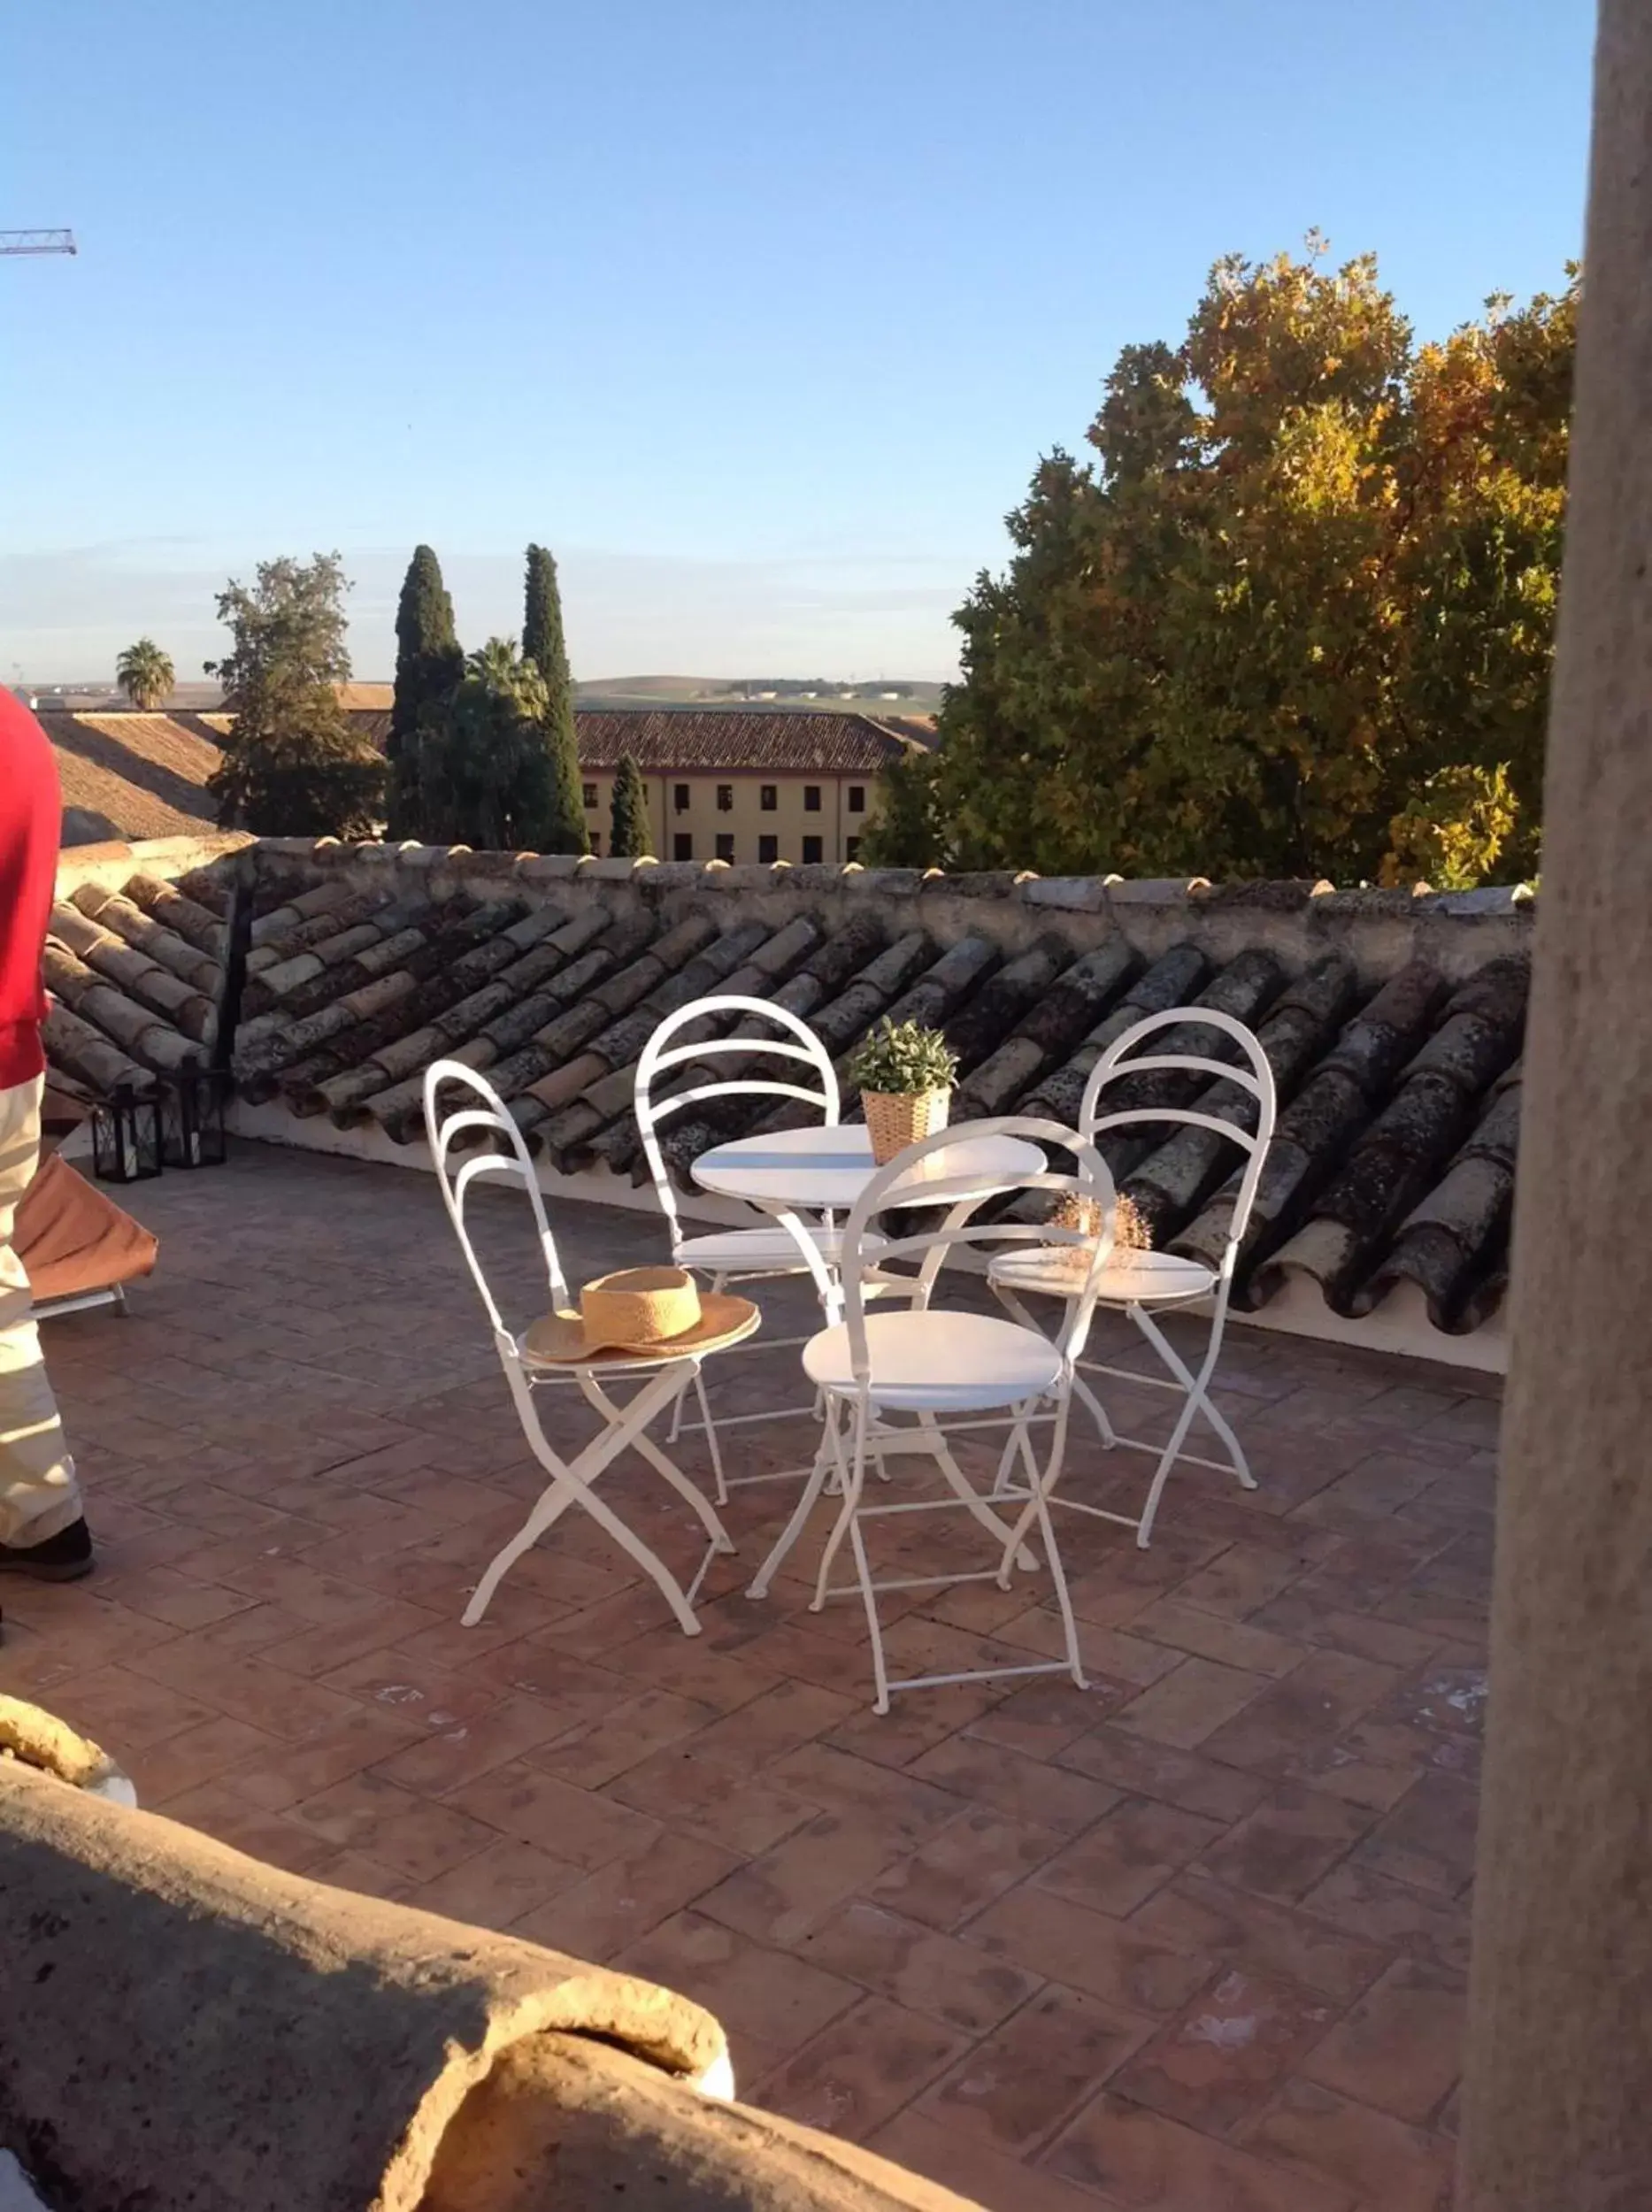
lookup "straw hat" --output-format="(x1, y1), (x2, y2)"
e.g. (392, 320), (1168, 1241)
(522, 1266), (758, 1367)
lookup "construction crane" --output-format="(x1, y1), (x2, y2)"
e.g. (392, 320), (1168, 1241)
(0, 230), (76, 257)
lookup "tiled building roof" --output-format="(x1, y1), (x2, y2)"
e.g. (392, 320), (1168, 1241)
(38, 712), (221, 844)
(194, 703), (915, 775)
(38, 836), (1532, 1348)
(570, 710), (915, 774)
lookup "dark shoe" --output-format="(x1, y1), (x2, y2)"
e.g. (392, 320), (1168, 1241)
(0, 1518), (94, 1581)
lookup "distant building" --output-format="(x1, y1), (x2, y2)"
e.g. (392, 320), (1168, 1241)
(572, 709), (917, 864)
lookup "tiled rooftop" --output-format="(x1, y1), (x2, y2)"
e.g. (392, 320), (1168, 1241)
(42, 840), (1532, 1352)
(39, 711), (221, 844)
(0, 1143), (1489, 2210)
(569, 708), (918, 774)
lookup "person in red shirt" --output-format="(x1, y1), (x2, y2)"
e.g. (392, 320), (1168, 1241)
(0, 689), (92, 1597)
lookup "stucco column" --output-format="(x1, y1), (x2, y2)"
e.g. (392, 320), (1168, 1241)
(1457, 7), (1652, 2208)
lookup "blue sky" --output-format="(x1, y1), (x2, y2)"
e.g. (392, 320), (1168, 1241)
(2, 0), (1594, 685)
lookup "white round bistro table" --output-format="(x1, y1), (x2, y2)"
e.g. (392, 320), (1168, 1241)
(691, 1122), (1045, 1213)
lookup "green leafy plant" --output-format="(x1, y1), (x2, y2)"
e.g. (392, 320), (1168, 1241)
(205, 552), (385, 836)
(847, 1018), (959, 1097)
(931, 242), (1575, 885)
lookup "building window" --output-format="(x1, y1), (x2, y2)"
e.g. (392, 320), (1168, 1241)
(802, 835), (823, 864)
(760, 784), (778, 811)
(717, 784), (734, 812)
(673, 783), (690, 813)
(846, 837), (861, 862)
(847, 785), (865, 813)
(715, 833), (735, 862)
(582, 782), (598, 810)
(803, 785), (822, 812)
(589, 832), (602, 856)
(758, 833), (779, 864)
(673, 833), (693, 861)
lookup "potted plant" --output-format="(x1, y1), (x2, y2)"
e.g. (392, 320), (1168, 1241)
(848, 1018), (960, 1164)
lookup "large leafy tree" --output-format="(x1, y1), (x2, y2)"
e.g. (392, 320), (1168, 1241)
(934, 242), (1575, 884)
(387, 544), (463, 837)
(859, 744), (946, 866)
(415, 637), (572, 852)
(115, 637), (173, 710)
(609, 751), (649, 856)
(521, 544), (588, 854)
(205, 553), (384, 836)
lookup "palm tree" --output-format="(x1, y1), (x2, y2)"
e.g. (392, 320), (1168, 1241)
(115, 637), (174, 710)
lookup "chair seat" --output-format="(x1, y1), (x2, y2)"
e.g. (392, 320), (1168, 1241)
(678, 1223), (883, 1276)
(989, 1246), (1217, 1308)
(803, 1310), (1064, 1413)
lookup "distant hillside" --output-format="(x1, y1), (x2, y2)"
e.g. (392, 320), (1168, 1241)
(575, 675), (946, 711)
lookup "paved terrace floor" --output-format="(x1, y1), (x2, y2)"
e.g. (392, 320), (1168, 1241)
(0, 1145), (1494, 2212)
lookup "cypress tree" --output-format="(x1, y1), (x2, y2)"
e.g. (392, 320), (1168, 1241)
(416, 638), (560, 852)
(387, 544), (463, 838)
(609, 752), (649, 857)
(522, 543), (588, 854)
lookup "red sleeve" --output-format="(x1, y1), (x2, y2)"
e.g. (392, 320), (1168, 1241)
(0, 691), (60, 1088)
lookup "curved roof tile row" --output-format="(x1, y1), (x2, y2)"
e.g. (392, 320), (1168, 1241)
(41, 837), (1533, 1340)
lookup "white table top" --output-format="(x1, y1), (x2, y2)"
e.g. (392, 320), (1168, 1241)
(691, 1122), (1044, 1211)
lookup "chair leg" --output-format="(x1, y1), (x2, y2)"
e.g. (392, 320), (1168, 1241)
(473, 1363), (720, 1634)
(918, 1409), (1040, 1572)
(580, 1370), (735, 1555)
(811, 1406), (864, 1609)
(990, 1420), (1020, 1499)
(672, 1271), (728, 1440)
(463, 1496), (562, 1627)
(1127, 1307), (1252, 1546)
(747, 1404), (839, 1600)
(991, 1395), (1087, 1691)
(1135, 1390), (1205, 1548)
(849, 1510), (892, 1715)
(990, 1400), (1042, 1501)
(994, 1282), (1117, 1455)
(695, 1366), (730, 1506)
(1039, 1484), (1088, 1693)
(1072, 1368), (1119, 1451)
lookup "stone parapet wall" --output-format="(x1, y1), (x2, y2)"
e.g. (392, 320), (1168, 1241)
(37, 834), (1533, 1363)
(247, 836), (1534, 989)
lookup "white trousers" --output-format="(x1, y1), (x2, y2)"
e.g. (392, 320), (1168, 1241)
(0, 1075), (84, 1546)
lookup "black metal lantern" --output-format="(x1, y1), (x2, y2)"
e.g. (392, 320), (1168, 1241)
(90, 1085), (164, 1185)
(158, 1060), (230, 1170)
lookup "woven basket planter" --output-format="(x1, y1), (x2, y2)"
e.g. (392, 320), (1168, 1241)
(863, 1087), (951, 1165)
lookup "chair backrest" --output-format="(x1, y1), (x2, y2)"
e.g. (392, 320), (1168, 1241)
(1079, 1008), (1277, 1266)
(634, 995), (840, 1252)
(423, 1058), (568, 1344)
(833, 1116), (1119, 1393)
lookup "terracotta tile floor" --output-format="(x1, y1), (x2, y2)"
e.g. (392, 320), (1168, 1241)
(1, 1145), (1494, 2210)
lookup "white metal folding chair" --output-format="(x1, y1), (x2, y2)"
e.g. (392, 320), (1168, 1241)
(423, 1058), (743, 1637)
(747, 1116), (1118, 1713)
(988, 1007), (1277, 1549)
(636, 995), (885, 1501)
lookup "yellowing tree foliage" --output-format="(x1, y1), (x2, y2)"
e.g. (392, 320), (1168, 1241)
(934, 242), (1574, 884)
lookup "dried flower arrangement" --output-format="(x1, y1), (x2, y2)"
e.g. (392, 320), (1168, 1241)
(1048, 1189), (1153, 1274)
